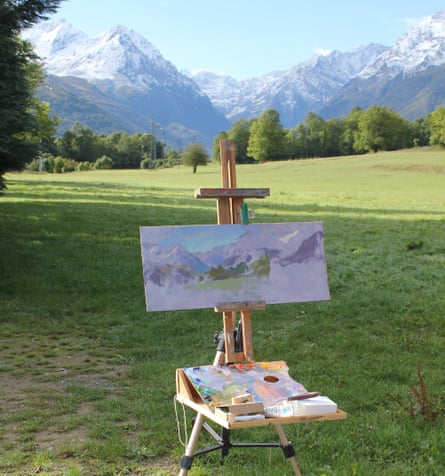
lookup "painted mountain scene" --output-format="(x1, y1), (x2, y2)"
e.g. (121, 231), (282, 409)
(140, 222), (330, 312)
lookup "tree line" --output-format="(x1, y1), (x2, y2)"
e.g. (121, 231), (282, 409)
(30, 105), (442, 174)
(26, 123), (210, 173)
(213, 106), (445, 163)
(27, 122), (171, 172)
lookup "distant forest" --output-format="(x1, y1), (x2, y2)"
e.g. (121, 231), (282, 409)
(27, 105), (445, 173)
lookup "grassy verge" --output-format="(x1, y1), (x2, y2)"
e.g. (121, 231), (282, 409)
(1, 148), (444, 475)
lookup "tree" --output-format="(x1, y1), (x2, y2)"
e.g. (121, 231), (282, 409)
(0, 0), (64, 191)
(182, 142), (208, 173)
(427, 106), (445, 146)
(339, 107), (362, 155)
(411, 117), (430, 147)
(228, 119), (254, 163)
(247, 109), (285, 162)
(212, 131), (228, 161)
(303, 112), (328, 157)
(354, 106), (411, 153)
(28, 99), (60, 155)
(57, 123), (101, 163)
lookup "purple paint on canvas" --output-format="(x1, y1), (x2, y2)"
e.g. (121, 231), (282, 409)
(140, 222), (330, 312)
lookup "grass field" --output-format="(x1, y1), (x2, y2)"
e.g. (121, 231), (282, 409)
(1, 148), (444, 475)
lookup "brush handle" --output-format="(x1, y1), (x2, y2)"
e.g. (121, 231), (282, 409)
(288, 392), (320, 401)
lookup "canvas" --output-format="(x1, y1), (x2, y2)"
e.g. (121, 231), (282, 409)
(140, 222), (330, 312)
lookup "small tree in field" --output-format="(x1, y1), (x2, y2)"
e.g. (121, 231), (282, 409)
(182, 142), (208, 173)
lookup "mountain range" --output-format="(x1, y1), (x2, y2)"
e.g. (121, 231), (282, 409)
(23, 10), (445, 147)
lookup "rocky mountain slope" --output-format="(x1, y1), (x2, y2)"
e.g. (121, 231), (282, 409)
(23, 20), (229, 144)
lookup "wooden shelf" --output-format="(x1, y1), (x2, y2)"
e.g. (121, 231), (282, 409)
(175, 393), (347, 430)
(194, 188), (269, 199)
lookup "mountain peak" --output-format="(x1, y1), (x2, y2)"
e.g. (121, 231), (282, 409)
(24, 20), (179, 85)
(22, 19), (88, 59)
(96, 24), (160, 59)
(360, 9), (445, 79)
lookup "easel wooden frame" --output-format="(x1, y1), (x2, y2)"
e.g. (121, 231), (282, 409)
(195, 139), (269, 367)
(176, 140), (346, 475)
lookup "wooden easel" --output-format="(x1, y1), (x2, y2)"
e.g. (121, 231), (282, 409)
(176, 140), (346, 475)
(195, 139), (269, 367)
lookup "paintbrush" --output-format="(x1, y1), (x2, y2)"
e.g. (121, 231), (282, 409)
(287, 392), (320, 401)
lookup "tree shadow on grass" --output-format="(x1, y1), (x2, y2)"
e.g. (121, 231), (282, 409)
(1, 182), (445, 475)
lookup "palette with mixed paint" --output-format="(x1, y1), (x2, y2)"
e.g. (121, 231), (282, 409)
(182, 361), (307, 408)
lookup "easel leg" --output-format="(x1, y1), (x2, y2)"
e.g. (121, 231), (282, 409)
(274, 424), (302, 476)
(179, 412), (205, 476)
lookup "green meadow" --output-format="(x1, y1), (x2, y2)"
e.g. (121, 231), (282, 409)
(0, 148), (444, 475)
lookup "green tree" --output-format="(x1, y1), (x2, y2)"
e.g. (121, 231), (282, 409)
(57, 123), (101, 163)
(228, 119), (254, 163)
(411, 117), (430, 147)
(0, 0), (64, 191)
(212, 131), (228, 161)
(247, 109), (285, 162)
(114, 133), (143, 168)
(354, 105), (411, 153)
(339, 107), (362, 155)
(28, 99), (60, 155)
(427, 106), (445, 146)
(182, 142), (208, 173)
(304, 112), (328, 157)
(324, 118), (345, 157)
(286, 123), (309, 159)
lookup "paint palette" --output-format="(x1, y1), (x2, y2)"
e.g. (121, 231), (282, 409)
(182, 361), (307, 408)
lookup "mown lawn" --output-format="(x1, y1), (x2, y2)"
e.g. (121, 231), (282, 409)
(0, 148), (444, 475)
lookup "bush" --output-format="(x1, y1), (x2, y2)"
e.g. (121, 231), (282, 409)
(140, 157), (152, 169)
(25, 158), (42, 172)
(34, 155), (80, 173)
(25, 153), (55, 172)
(54, 157), (65, 173)
(77, 161), (92, 171)
(62, 159), (77, 173)
(94, 155), (114, 169)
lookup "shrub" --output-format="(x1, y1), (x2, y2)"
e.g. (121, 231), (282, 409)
(54, 157), (65, 173)
(140, 158), (152, 169)
(25, 153), (55, 172)
(77, 161), (92, 171)
(94, 155), (114, 169)
(62, 159), (77, 173)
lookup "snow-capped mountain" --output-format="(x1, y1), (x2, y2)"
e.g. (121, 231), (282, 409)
(22, 20), (229, 142)
(23, 18), (88, 58)
(23, 9), (445, 141)
(320, 9), (445, 120)
(360, 10), (445, 79)
(191, 44), (388, 126)
(192, 10), (445, 125)
(26, 20), (193, 89)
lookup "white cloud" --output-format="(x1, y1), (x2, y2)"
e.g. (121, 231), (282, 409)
(314, 47), (332, 56)
(397, 15), (429, 28)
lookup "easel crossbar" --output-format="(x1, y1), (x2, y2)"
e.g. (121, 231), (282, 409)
(194, 188), (269, 199)
(215, 301), (266, 312)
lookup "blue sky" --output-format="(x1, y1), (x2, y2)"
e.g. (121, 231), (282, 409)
(157, 225), (246, 253)
(51, 1), (445, 80)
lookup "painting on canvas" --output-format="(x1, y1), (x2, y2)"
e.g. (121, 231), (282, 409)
(140, 222), (330, 312)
